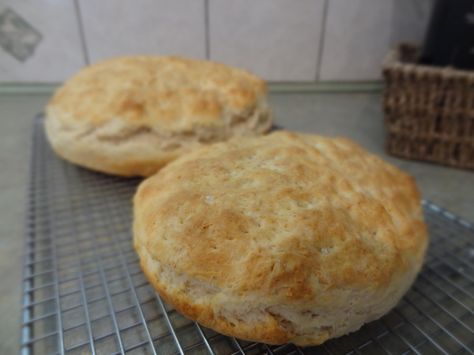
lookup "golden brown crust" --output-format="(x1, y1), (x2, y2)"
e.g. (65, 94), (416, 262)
(133, 131), (428, 345)
(45, 56), (272, 176)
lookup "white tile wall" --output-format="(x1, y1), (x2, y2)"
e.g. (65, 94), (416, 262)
(319, 0), (434, 81)
(390, 0), (433, 45)
(79, 0), (206, 63)
(319, 0), (393, 81)
(209, 0), (325, 82)
(0, 0), (435, 83)
(0, 1), (85, 82)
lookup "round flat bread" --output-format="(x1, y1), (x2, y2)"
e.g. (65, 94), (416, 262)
(133, 131), (428, 345)
(45, 56), (271, 176)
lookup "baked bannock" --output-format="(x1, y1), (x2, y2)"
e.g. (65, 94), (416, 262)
(133, 131), (428, 345)
(45, 56), (272, 176)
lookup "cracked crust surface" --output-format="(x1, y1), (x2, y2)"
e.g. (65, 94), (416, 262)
(133, 131), (428, 345)
(45, 56), (271, 176)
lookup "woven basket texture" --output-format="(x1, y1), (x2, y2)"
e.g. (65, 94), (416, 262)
(383, 43), (474, 169)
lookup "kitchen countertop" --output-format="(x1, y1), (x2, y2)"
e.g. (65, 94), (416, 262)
(1, 91), (473, 354)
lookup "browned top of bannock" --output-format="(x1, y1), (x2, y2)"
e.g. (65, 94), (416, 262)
(47, 56), (266, 131)
(134, 131), (427, 302)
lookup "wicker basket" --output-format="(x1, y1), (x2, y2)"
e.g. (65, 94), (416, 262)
(382, 43), (474, 169)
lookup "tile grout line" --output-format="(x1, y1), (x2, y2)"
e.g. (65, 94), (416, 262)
(0, 81), (384, 95)
(73, 0), (90, 66)
(315, 0), (329, 81)
(204, 0), (210, 60)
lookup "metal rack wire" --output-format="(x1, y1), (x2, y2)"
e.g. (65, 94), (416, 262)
(21, 115), (474, 354)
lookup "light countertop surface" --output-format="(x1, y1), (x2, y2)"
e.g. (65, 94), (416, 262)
(1, 91), (473, 354)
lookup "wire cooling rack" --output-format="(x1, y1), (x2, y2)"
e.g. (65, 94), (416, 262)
(21, 115), (474, 355)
